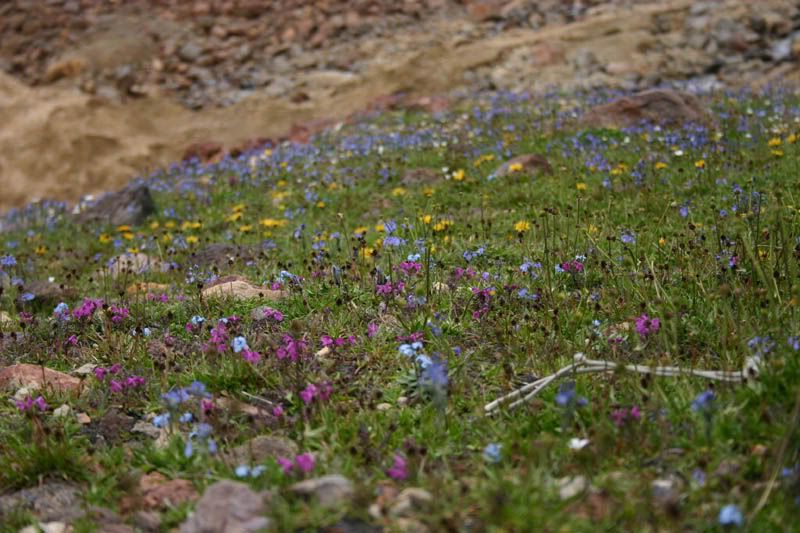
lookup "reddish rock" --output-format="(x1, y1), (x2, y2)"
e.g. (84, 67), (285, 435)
(229, 137), (274, 157)
(582, 89), (711, 129)
(465, 0), (506, 22)
(0, 364), (82, 393)
(139, 472), (199, 510)
(182, 141), (224, 163)
(495, 153), (553, 178)
(530, 42), (566, 67)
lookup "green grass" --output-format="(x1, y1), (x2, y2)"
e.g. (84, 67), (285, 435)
(0, 89), (799, 530)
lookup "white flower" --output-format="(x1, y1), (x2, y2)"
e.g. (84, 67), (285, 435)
(568, 438), (590, 451)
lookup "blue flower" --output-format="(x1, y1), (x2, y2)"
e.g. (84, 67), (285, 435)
(384, 220), (398, 234)
(187, 381), (209, 397)
(152, 413), (170, 428)
(179, 412), (193, 423)
(718, 504), (743, 527)
(415, 354), (433, 369)
(620, 231), (636, 245)
(398, 344), (416, 358)
(232, 336), (249, 354)
(554, 381), (588, 407)
(0, 255), (17, 268)
(691, 390), (715, 412)
(383, 236), (405, 247)
(788, 337), (799, 351)
(20, 292), (35, 302)
(422, 358), (448, 389)
(235, 465), (251, 478)
(183, 439), (194, 458)
(163, 388), (191, 408)
(483, 443), (502, 464)
(190, 315), (205, 326)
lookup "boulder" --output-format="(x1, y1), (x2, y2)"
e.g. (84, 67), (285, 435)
(75, 185), (155, 227)
(494, 153), (552, 178)
(582, 89), (711, 129)
(0, 364), (81, 394)
(180, 480), (270, 533)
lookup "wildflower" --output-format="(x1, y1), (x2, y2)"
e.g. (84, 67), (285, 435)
(568, 438), (590, 450)
(294, 453), (315, 474)
(53, 302), (70, 321)
(231, 336), (249, 354)
(387, 453), (409, 481)
(654, 161), (668, 170)
(272, 405), (284, 418)
(554, 381), (588, 408)
(508, 162), (524, 173)
(789, 336), (800, 351)
(300, 383), (318, 405)
(620, 231), (636, 245)
(277, 457), (294, 474)
(16, 395), (47, 413)
(452, 169), (465, 181)
(483, 443), (502, 464)
(0, 255), (17, 268)
(634, 314), (660, 339)
(694, 159), (705, 169)
(241, 349), (261, 364)
(514, 220), (530, 233)
(718, 504), (744, 527)
(152, 413), (170, 428)
(367, 322), (379, 338)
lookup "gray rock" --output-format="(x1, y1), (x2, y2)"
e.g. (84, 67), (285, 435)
(180, 480), (270, 533)
(179, 42), (204, 62)
(133, 510), (162, 532)
(557, 475), (588, 500)
(290, 475), (354, 507)
(132, 420), (161, 439)
(74, 185), (155, 227)
(0, 482), (84, 523)
(225, 435), (297, 465)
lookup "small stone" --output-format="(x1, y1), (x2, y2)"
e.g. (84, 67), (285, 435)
(179, 480), (269, 533)
(290, 475), (354, 507)
(53, 404), (71, 418)
(102, 253), (167, 279)
(36, 523), (71, 533)
(76, 412), (92, 424)
(179, 42), (204, 62)
(73, 363), (97, 376)
(376, 403), (392, 411)
(397, 396), (409, 406)
(388, 488), (433, 518)
(225, 435), (298, 465)
(133, 510), (162, 532)
(139, 473), (199, 510)
(132, 420), (161, 439)
(557, 476), (587, 500)
(202, 276), (287, 301)
(75, 185), (155, 227)
(0, 364), (81, 394)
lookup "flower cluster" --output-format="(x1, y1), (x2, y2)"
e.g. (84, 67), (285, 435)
(277, 452), (315, 475)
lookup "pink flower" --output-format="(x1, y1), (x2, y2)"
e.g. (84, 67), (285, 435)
(16, 395), (47, 413)
(94, 367), (108, 380)
(241, 349), (261, 364)
(272, 405), (284, 418)
(300, 384), (318, 405)
(67, 335), (78, 346)
(277, 456), (294, 474)
(33, 396), (48, 411)
(321, 335), (334, 348)
(386, 453), (408, 481)
(635, 314), (660, 339)
(629, 405), (641, 420)
(109, 379), (124, 393)
(294, 452), (315, 474)
(201, 399), (215, 414)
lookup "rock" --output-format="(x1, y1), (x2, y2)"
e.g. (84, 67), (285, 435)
(75, 185), (155, 227)
(72, 363), (97, 376)
(465, 0), (505, 22)
(582, 89), (711, 129)
(189, 243), (255, 269)
(0, 364), (81, 394)
(182, 141), (224, 163)
(76, 412), (92, 424)
(494, 153), (553, 178)
(388, 488), (433, 518)
(0, 310), (14, 326)
(102, 253), (167, 279)
(139, 472), (199, 510)
(94, 408), (135, 443)
(133, 510), (162, 532)
(17, 280), (77, 307)
(290, 475), (354, 508)
(21, 522), (71, 533)
(651, 475), (683, 514)
(376, 403), (392, 411)
(225, 435), (298, 465)
(180, 480), (270, 533)
(179, 42), (204, 62)
(201, 276), (287, 301)
(132, 420), (161, 439)
(0, 482), (84, 523)
(400, 168), (440, 186)
(53, 404), (72, 418)
(557, 475), (588, 500)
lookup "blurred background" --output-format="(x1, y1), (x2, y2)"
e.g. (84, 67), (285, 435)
(1, 0), (799, 211)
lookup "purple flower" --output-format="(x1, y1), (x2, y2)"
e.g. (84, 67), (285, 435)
(277, 456), (294, 474)
(634, 314), (660, 339)
(386, 453), (408, 481)
(300, 384), (318, 405)
(294, 453), (315, 474)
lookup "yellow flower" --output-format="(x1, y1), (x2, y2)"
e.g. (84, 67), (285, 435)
(99, 233), (112, 244)
(758, 249), (768, 259)
(473, 153), (495, 167)
(260, 218), (287, 228)
(116, 225), (131, 232)
(316, 201), (326, 208)
(186, 235), (199, 245)
(280, 161), (288, 168)
(659, 237), (666, 246)
(420, 215), (432, 225)
(654, 162), (668, 170)
(433, 219), (453, 232)
(165, 221), (176, 229)
(694, 159), (705, 169)
(239, 225), (253, 233)
(127, 247), (139, 254)
(226, 212), (243, 222)
(35, 245), (47, 256)
(452, 169), (465, 182)
(768, 137), (782, 147)
(576, 182), (587, 191)
(587, 224), (599, 235)
(508, 162), (524, 174)
(391, 187), (407, 197)
(181, 221), (202, 231)
(423, 187), (434, 198)
(277, 179), (287, 187)
(327, 182), (339, 190)
(161, 233), (172, 243)
(263, 148), (273, 158)
(375, 223), (385, 232)
(122, 232), (135, 241)
(150, 221), (160, 230)
(353, 226), (368, 235)
(788, 133), (797, 144)
(772, 150), (784, 157)
(514, 220), (530, 233)
(360, 246), (375, 260)
(231, 203), (246, 213)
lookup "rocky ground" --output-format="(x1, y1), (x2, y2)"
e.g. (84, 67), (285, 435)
(2, 0), (800, 211)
